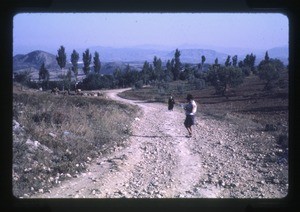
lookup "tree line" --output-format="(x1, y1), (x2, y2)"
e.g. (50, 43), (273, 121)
(14, 45), (287, 97)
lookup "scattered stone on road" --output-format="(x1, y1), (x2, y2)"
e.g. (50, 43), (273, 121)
(32, 88), (288, 199)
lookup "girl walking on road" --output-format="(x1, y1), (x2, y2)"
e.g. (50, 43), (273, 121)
(184, 94), (197, 138)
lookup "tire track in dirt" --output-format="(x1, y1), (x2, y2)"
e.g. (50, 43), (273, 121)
(33, 88), (220, 198)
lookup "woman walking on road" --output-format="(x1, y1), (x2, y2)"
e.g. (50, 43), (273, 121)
(168, 95), (175, 111)
(184, 94), (197, 138)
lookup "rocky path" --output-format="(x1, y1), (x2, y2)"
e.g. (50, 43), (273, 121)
(33, 89), (288, 198)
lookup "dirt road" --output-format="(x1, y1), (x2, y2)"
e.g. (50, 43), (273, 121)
(33, 88), (288, 198)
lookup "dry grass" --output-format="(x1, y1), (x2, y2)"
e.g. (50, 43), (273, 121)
(12, 85), (138, 197)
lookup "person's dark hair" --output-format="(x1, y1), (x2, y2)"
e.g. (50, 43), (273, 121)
(186, 94), (193, 101)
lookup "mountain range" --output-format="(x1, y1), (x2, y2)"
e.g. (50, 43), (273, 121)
(13, 45), (288, 76)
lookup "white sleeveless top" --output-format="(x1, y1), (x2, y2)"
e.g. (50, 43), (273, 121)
(185, 100), (197, 115)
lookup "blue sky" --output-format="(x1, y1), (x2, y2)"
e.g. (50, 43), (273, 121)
(13, 13), (288, 55)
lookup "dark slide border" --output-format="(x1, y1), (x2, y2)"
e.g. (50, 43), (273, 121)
(1, 0), (299, 212)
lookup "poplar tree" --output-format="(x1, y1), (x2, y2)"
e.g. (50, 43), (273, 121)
(71, 50), (79, 81)
(264, 51), (270, 62)
(56, 45), (67, 90)
(201, 55), (206, 70)
(141, 61), (150, 84)
(165, 60), (174, 82)
(225, 55), (231, 67)
(56, 46), (67, 72)
(232, 55), (238, 67)
(153, 56), (162, 81)
(39, 63), (50, 89)
(214, 58), (219, 66)
(93, 51), (101, 74)
(82, 49), (92, 75)
(172, 49), (181, 80)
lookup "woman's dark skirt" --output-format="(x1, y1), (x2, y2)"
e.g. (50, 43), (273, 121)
(168, 104), (174, 110)
(184, 115), (195, 128)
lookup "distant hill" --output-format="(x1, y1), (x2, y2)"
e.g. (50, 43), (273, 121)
(13, 50), (72, 81)
(268, 46), (288, 58)
(86, 46), (169, 62)
(268, 46), (289, 65)
(75, 45), (289, 65)
(83, 46), (231, 64)
(167, 49), (229, 64)
(13, 50), (60, 71)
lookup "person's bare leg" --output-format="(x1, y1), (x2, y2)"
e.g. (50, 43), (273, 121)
(189, 127), (192, 136)
(186, 127), (192, 137)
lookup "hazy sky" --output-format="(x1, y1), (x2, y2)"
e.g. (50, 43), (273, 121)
(13, 13), (288, 54)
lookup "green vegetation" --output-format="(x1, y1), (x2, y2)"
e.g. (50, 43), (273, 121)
(14, 70), (32, 86)
(81, 73), (115, 90)
(257, 51), (285, 90)
(71, 49), (80, 82)
(15, 46), (288, 100)
(200, 55), (206, 71)
(206, 66), (244, 97)
(93, 51), (101, 74)
(82, 49), (92, 75)
(56, 46), (67, 90)
(39, 63), (50, 90)
(56, 46), (67, 71)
